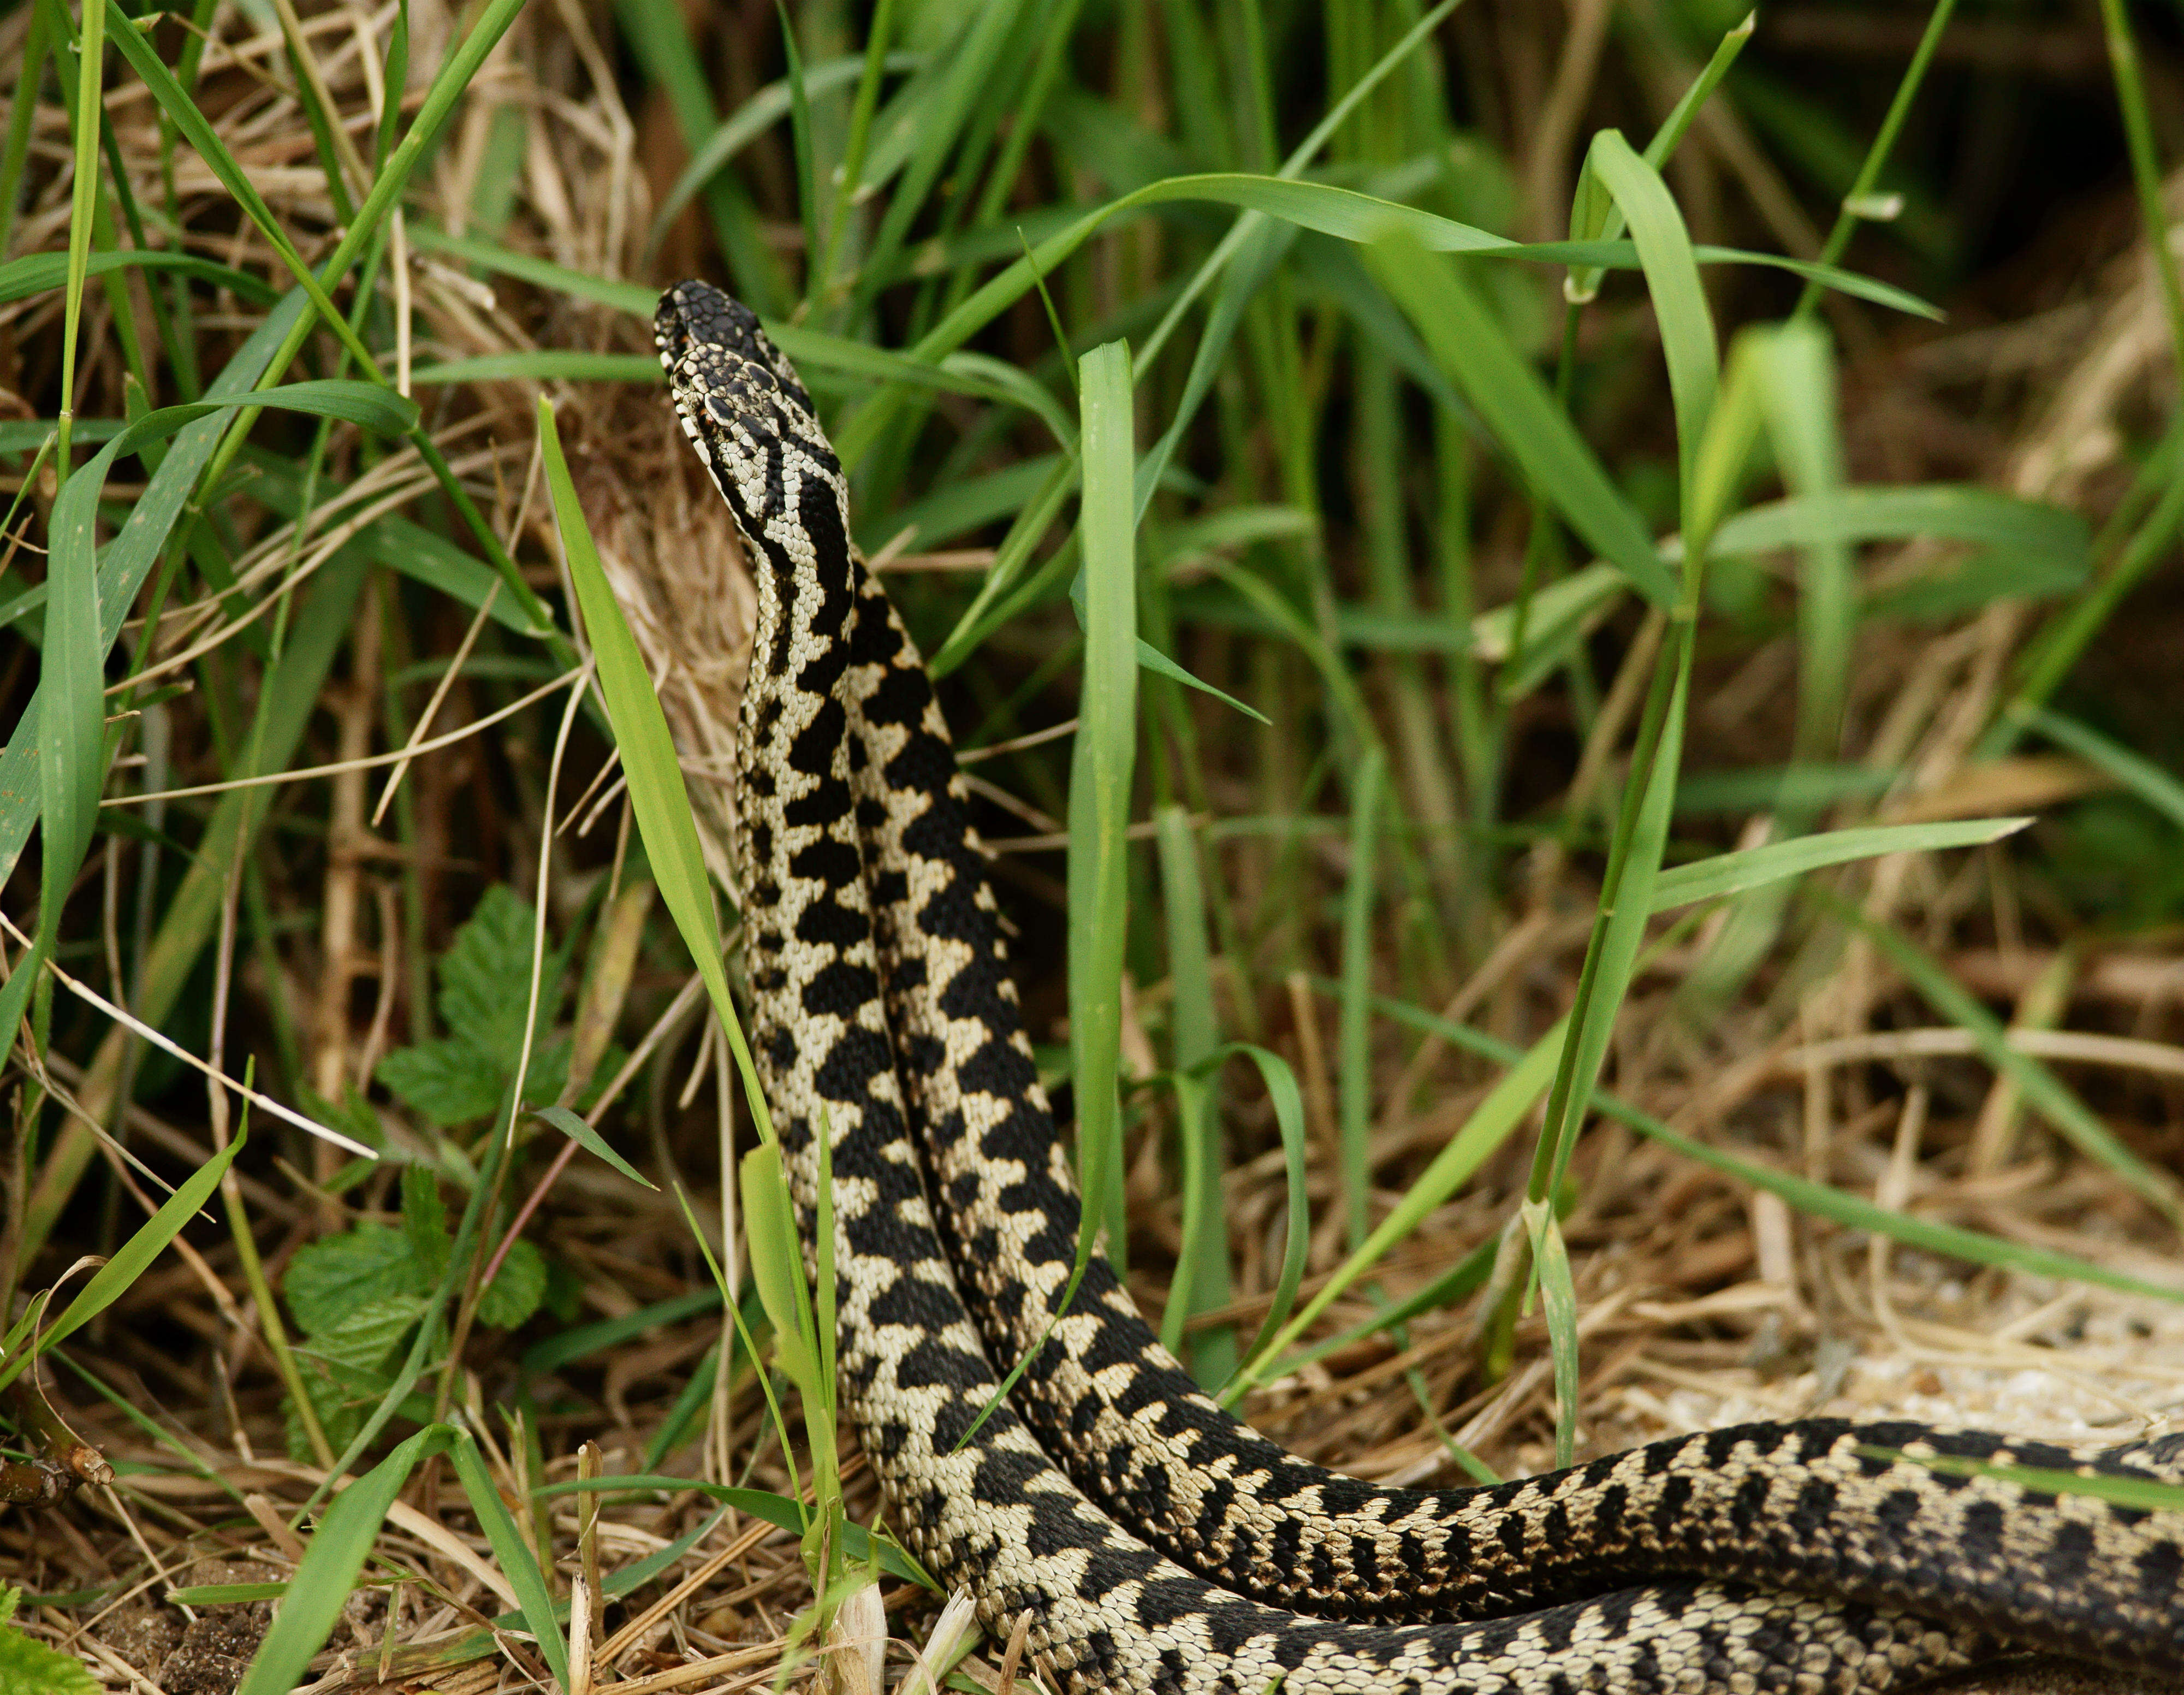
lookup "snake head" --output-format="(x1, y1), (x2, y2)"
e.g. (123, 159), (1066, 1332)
(655, 279), (842, 542)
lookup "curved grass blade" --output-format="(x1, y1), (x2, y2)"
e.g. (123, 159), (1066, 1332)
(0, 1128), (242, 1386)
(1369, 234), (1672, 607)
(538, 396), (775, 1147)
(1213, 1044), (1310, 1393)
(1651, 815), (2032, 911)
(0, 248), (279, 309)
(1586, 129), (1717, 519)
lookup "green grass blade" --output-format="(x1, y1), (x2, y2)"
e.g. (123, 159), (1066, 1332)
(445, 1436), (571, 1690)
(1338, 748), (1386, 1250)
(1215, 1044), (1310, 1394)
(56, 0), (105, 478)
(1652, 816), (2032, 911)
(1366, 233), (1675, 608)
(1533, 653), (1691, 1199)
(537, 398), (774, 1146)
(1761, 323), (1853, 763)
(1707, 486), (2088, 562)
(531, 1107), (658, 1191)
(0, 248), (281, 309)
(1155, 806), (1233, 1386)
(2020, 707), (2184, 832)
(1067, 340), (1139, 1276)
(739, 1142), (821, 1405)
(5, 1129), (242, 1380)
(1521, 1199), (1581, 1468)
(236, 1426), (454, 1695)
(1586, 129), (1718, 519)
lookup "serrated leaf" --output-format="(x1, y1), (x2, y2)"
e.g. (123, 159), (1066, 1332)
(283, 1223), (432, 1336)
(306, 1294), (428, 1372)
(375, 1038), (506, 1127)
(478, 1238), (547, 1330)
(0, 1615), (98, 1695)
(438, 886), (543, 1065)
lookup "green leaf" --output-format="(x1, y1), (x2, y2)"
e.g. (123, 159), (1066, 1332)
(1707, 485), (2089, 562)
(400, 1168), (452, 1285)
(477, 1238), (547, 1330)
(0, 1607), (98, 1695)
(739, 1146), (821, 1403)
(1651, 816), (2033, 912)
(302, 1294), (426, 1373)
(444, 1436), (571, 1691)
(407, 352), (662, 384)
(1522, 1200), (1582, 1469)
(438, 886), (544, 1066)
(239, 1427), (446, 1694)
(0, 247), (280, 308)
(2021, 707), (2184, 833)
(1212, 1045), (1309, 1392)
(283, 1223), (432, 1337)
(376, 1038), (506, 1127)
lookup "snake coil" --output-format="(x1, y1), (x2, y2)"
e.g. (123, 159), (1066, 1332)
(655, 277), (2184, 1694)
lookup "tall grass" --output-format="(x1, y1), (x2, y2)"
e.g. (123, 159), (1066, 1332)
(4, 0), (2184, 1682)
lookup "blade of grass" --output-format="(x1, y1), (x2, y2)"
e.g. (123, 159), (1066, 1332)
(1155, 805), (1233, 1385)
(1215, 1044), (1311, 1395)
(2016, 707), (2184, 831)
(1791, 0), (1961, 321)
(1651, 816), (2032, 911)
(1337, 747), (1386, 1250)
(1067, 340), (1139, 1277)
(1365, 232), (1674, 608)
(538, 396), (774, 1148)
(1587, 129), (1718, 517)
(54, 0), (105, 481)
(1566, 11), (1755, 305)
(1, 1129), (241, 1386)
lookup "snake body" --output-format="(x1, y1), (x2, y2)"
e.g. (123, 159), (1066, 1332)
(653, 279), (2184, 1693)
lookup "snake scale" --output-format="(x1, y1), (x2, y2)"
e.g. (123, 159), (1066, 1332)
(651, 278), (2184, 1694)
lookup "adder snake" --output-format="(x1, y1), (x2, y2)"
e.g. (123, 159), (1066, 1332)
(652, 278), (2184, 1694)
